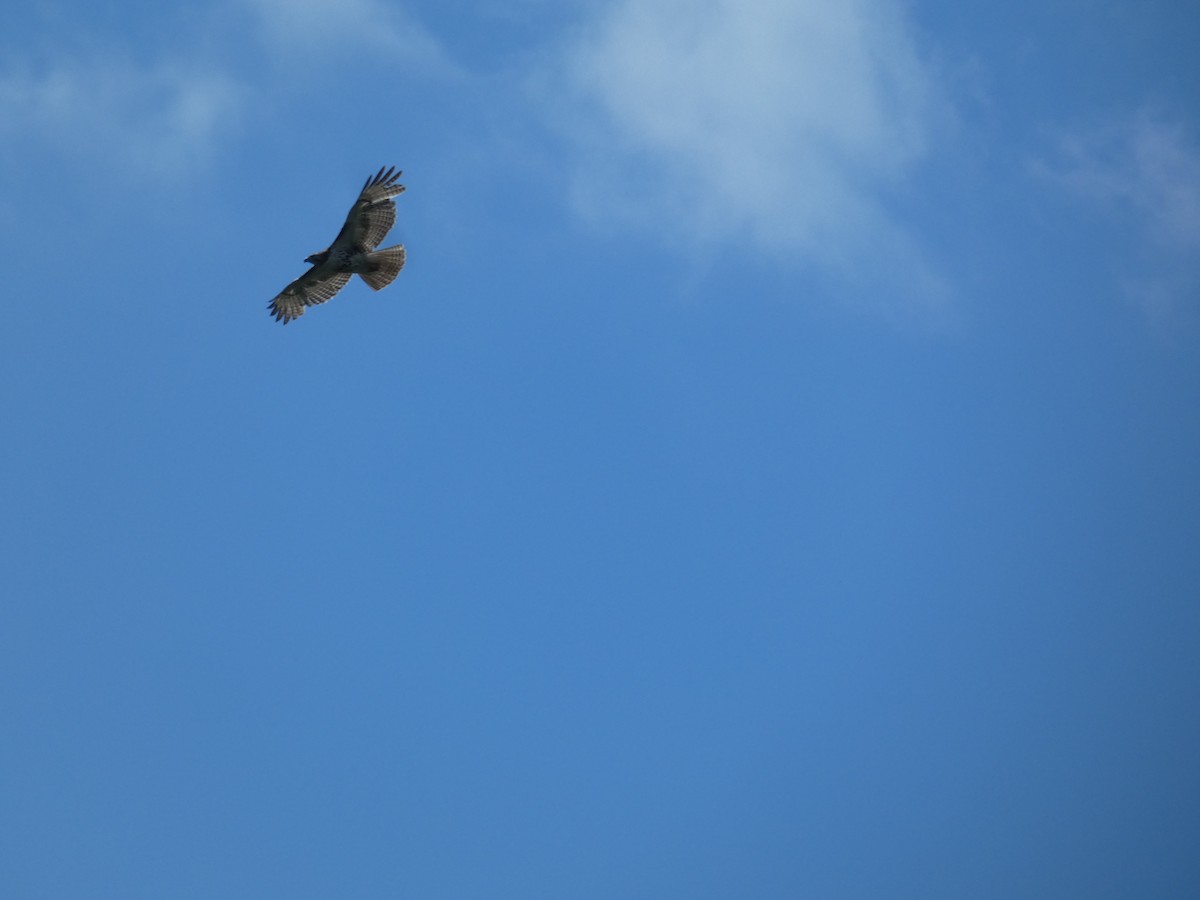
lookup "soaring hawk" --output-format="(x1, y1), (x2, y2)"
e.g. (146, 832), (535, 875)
(268, 166), (407, 324)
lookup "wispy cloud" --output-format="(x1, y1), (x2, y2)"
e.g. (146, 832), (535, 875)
(242, 0), (458, 74)
(1040, 111), (1200, 323)
(545, 0), (951, 315)
(0, 57), (245, 178)
(1046, 112), (1200, 253)
(0, 1), (458, 180)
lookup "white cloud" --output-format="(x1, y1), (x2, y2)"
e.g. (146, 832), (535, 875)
(548, 0), (950, 314)
(1042, 111), (1200, 322)
(243, 0), (457, 74)
(0, 58), (245, 177)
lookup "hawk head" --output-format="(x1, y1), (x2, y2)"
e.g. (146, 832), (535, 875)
(305, 249), (331, 265)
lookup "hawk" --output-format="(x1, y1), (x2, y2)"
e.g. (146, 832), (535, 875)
(268, 166), (407, 324)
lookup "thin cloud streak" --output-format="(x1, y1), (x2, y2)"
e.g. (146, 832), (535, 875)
(1041, 111), (1200, 322)
(1047, 113), (1200, 254)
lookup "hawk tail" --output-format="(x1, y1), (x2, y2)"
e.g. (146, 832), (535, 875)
(359, 244), (406, 291)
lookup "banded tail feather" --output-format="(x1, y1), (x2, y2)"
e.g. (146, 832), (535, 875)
(358, 245), (406, 291)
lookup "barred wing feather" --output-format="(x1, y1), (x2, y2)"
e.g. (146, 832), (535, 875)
(268, 272), (352, 324)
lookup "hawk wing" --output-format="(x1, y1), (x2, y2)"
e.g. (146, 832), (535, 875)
(268, 270), (353, 324)
(330, 166), (405, 252)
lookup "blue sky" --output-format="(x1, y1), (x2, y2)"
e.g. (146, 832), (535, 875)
(2, 1), (1199, 897)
